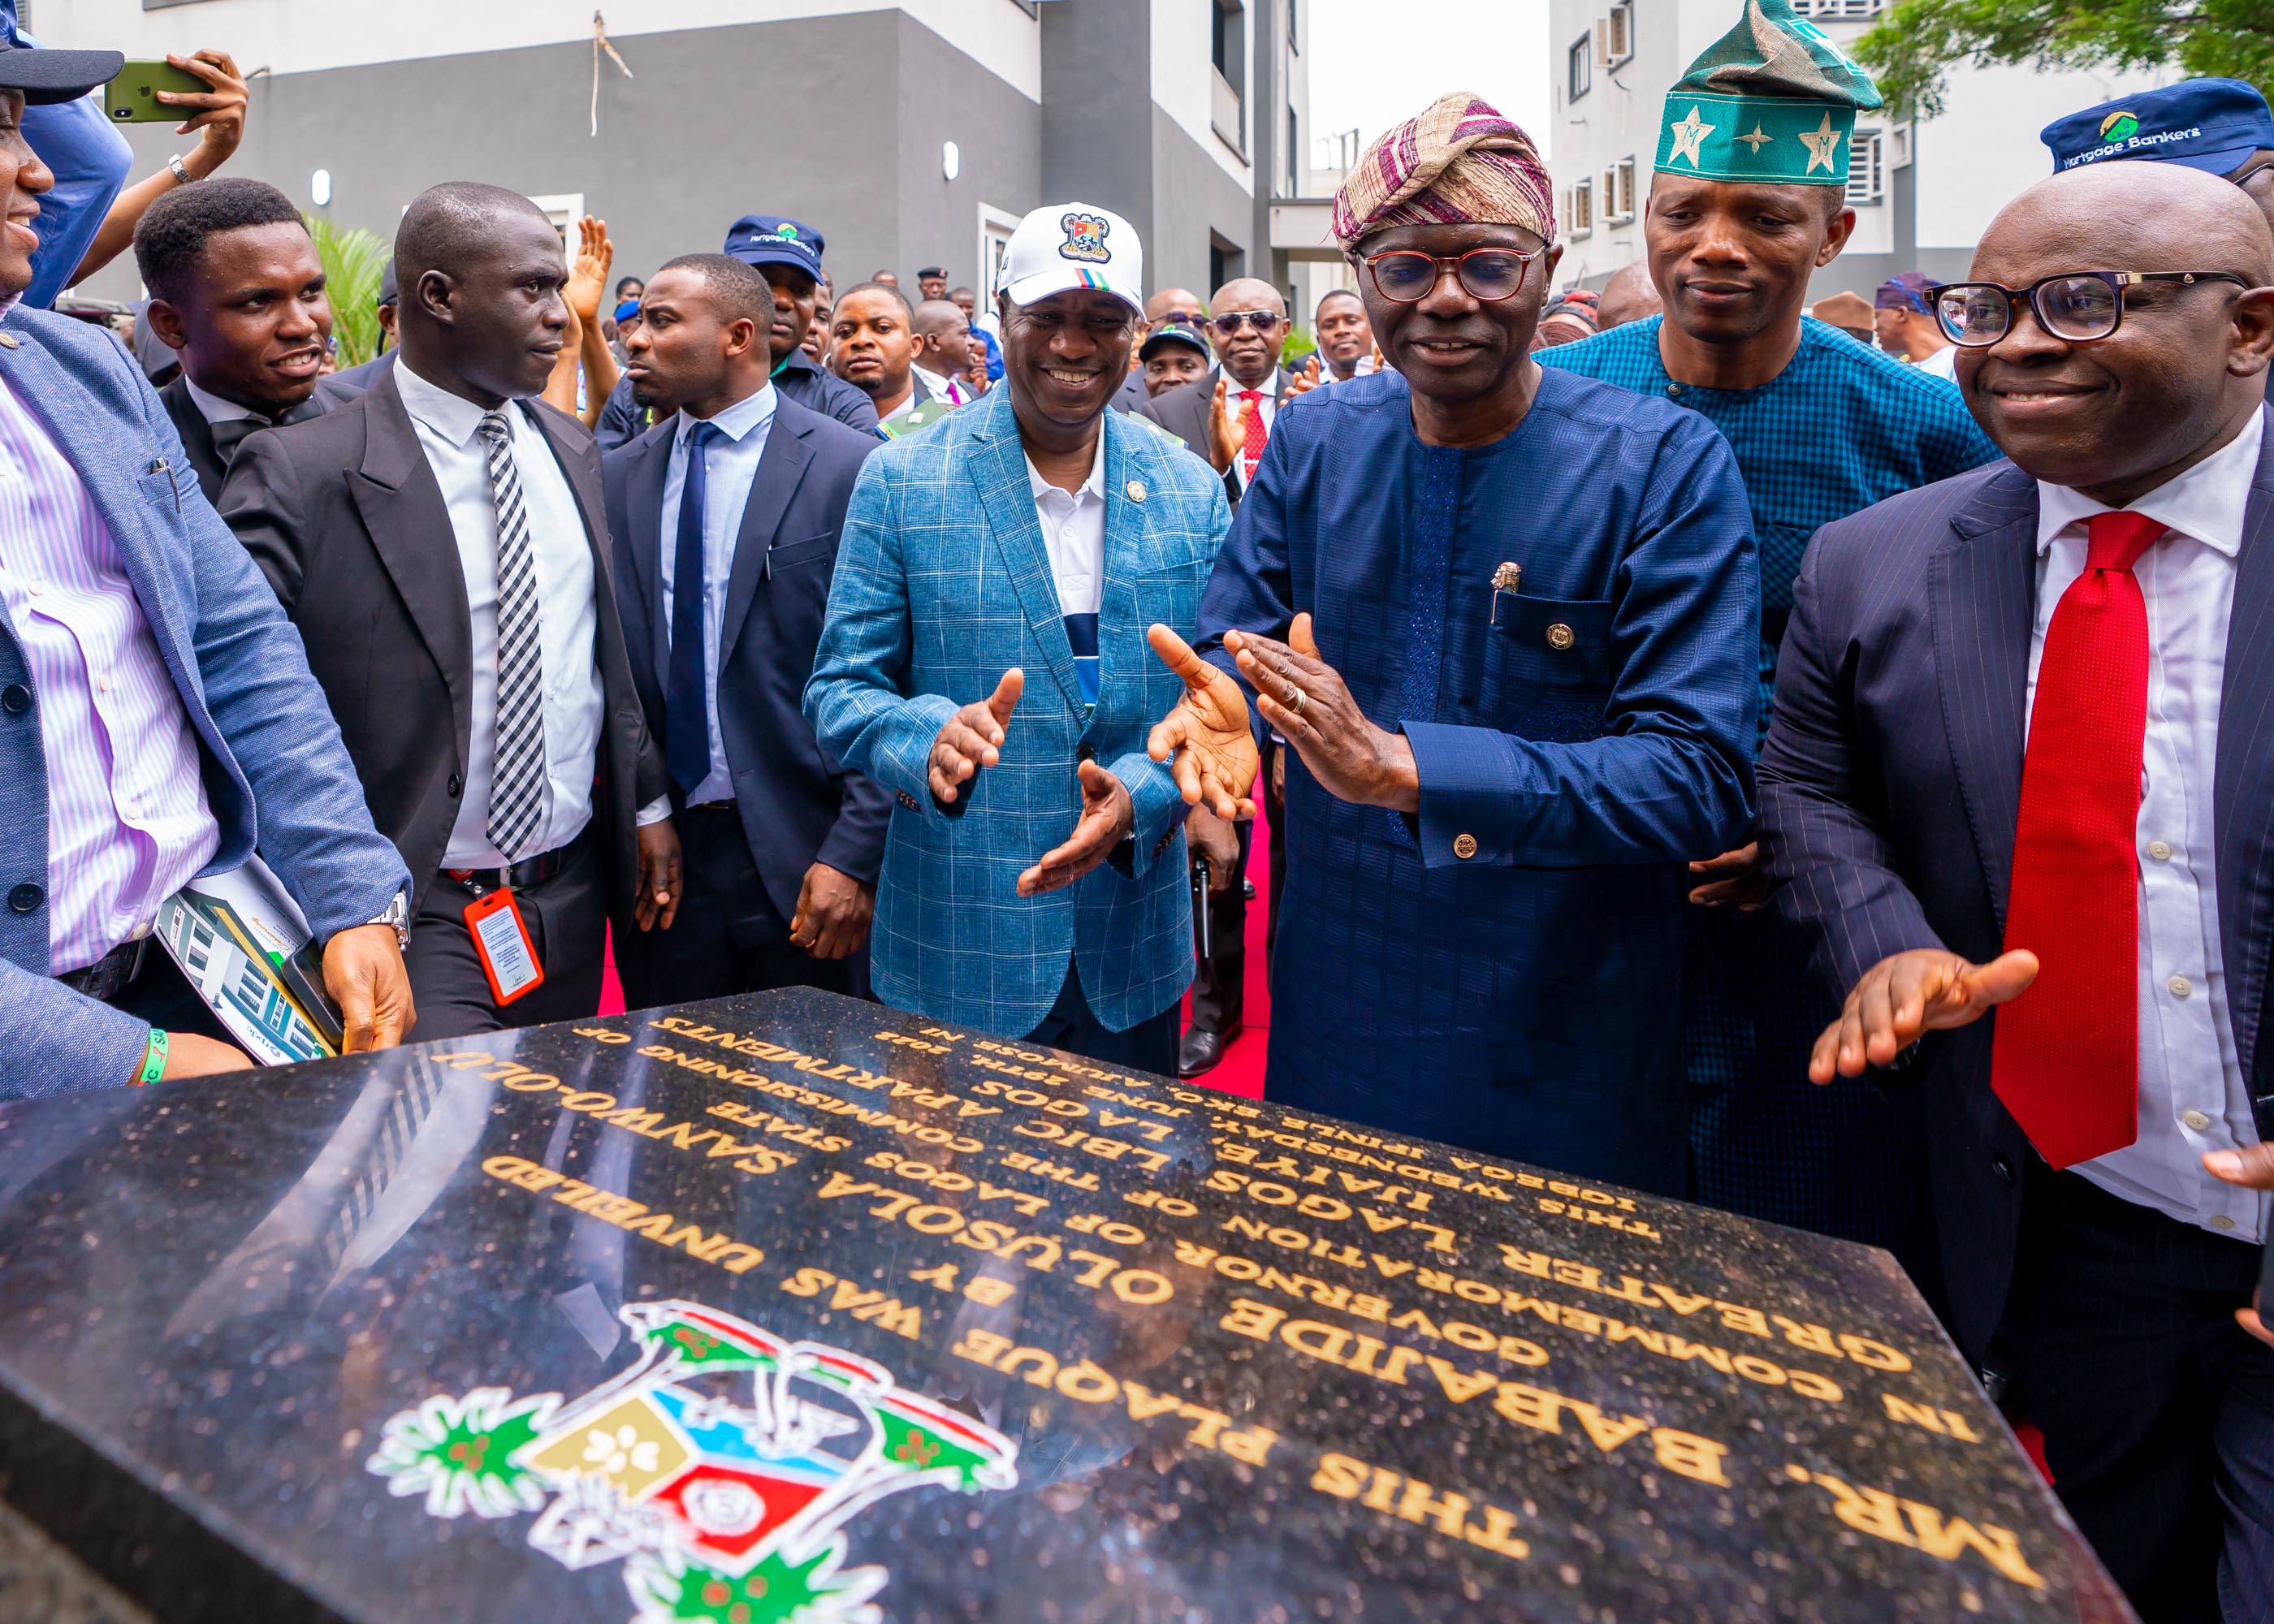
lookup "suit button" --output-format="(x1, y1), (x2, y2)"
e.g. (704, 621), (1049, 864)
(7, 881), (42, 914)
(1452, 833), (1478, 860)
(1991, 1155), (2014, 1186)
(447, 773), (463, 799)
(1076, 742), (1096, 763)
(1546, 623), (1576, 651)
(0, 684), (27, 715)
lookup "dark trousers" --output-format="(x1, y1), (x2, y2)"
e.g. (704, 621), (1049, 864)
(406, 831), (607, 1043)
(108, 948), (235, 1046)
(623, 802), (863, 1007)
(1027, 968), (1178, 1078)
(1188, 741), (1288, 1037)
(1999, 1168), (2274, 1622)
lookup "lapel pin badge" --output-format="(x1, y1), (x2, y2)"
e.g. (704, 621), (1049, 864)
(1126, 479), (1147, 503)
(0, 333), (19, 350)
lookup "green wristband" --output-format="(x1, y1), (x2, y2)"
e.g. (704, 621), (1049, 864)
(136, 1029), (168, 1086)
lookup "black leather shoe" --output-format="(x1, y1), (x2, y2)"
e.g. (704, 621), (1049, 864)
(1178, 1022), (1241, 1078)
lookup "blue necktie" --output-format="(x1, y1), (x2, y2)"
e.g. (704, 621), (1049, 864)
(666, 421), (723, 797)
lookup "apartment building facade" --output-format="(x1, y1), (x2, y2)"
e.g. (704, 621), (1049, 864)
(44, 0), (1313, 309)
(1542, 0), (2165, 300)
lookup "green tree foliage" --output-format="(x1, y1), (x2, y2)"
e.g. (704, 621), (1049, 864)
(1854, 0), (2274, 119)
(304, 214), (389, 367)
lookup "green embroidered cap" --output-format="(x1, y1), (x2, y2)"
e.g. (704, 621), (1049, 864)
(1655, 0), (1884, 187)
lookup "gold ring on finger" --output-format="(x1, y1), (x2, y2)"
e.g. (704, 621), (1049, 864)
(1290, 685), (1307, 717)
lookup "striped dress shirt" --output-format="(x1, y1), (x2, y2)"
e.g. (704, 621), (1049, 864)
(0, 365), (218, 973)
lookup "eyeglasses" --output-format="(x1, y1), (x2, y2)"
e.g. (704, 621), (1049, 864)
(1363, 246), (1542, 304)
(1156, 308), (1204, 326)
(1930, 270), (2253, 348)
(1211, 309), (1285, 336)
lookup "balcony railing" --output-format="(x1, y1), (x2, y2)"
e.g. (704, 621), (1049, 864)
(1212, 67), (1247, 158)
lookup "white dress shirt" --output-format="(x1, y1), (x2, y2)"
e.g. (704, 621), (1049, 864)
(911, 365), (968, 408)
(2027, 407), (2263, 1242)
(182, 374), (260, 425)
(1913, 344), (1959, 382)
(395, 360), (666, 869)
(658, 382), (777, 806)
(1221, 365), (1279, 492)
(1026, 436), (1106, 708)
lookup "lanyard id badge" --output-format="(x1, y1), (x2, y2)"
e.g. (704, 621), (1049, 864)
(463, 888), (545, 1004)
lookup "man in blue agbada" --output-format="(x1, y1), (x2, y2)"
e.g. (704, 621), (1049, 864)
(1193, 92), (1760, 1194)
(1541, 0), (1998, 1268)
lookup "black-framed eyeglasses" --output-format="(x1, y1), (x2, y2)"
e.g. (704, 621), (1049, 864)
(1211, 309), (1284, 336)
(1363, 246), (1543, 304)
(1930, 270), (2253, 347)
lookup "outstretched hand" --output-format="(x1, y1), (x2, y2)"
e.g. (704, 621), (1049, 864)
(930, 669), (1023, 805)
(2205, 1145), (2274, 1348)
(1228, 613), (1418, 813)
(1205, 377), (1250, 473)
(1809, 948), (2040, 1082)
(566, 215), (614, 330)
(1144, 624), (1256, 820)
(1281, 355), (1324, 404)
(1017, 760), (1135, 896)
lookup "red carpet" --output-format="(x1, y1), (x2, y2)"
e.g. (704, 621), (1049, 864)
(598, 796), (1274, 1101)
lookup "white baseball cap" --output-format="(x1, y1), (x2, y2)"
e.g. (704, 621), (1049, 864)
(999, 201), (1144, 317)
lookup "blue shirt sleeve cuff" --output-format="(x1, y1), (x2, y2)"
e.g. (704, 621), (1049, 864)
(1405, 719), (1522, 868)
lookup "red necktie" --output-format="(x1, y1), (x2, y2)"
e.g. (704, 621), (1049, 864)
(1990, 509), (2165, 1168)
(1240, 389), (1267, 482)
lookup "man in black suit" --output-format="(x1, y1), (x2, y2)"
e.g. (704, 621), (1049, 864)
(1761, 161), (2274, 1618)
(596, 214), (876, 452)
(604, 255), (888, 1002)
(1135, 278), (1294, 508)
(221, 182), (680, 1041)
(130, 178), (328, 503)
(313, 259), (397, 409)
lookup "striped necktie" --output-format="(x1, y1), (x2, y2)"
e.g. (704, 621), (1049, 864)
(477, 408), (547, 861)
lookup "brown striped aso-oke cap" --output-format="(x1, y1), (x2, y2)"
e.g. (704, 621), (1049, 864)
(1331, 91), (1557, 248)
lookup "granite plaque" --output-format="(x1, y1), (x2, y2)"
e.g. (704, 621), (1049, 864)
(0, 989), (2131, 1622)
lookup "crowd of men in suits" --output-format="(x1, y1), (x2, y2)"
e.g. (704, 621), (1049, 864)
(8, 2), (2274, 1613)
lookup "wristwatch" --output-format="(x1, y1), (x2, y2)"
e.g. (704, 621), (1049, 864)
(367, 890), (411, 951)
(166, 153), (196, 187)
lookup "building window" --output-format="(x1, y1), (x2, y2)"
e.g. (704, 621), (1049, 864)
(1567, 180), (1594, 239)
(1846, 129), (1886, 205)
(1788, 0), (1883, 15)
(1289, 0), (1299, 48)
(1286, 106), (1299, 196)
(1602, 157), (1636, 224)
(1213, 0), (1246, 83)
(1596, 3), (1633, 68)
(1567, 37), (1592, 102)
(1212, 0), (1247, 156)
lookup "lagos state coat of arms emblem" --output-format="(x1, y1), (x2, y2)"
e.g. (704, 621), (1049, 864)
(365, 1299), (1018, 1623)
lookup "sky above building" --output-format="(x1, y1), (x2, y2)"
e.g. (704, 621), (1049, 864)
(1306, 0), (1555, 173)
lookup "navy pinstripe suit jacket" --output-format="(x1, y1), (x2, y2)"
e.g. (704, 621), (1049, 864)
(1758, 416), (2274, 1361)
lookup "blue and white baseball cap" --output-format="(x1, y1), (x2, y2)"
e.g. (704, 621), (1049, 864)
(999, 201), (1143, 317)
(2041, 79), (2274, 177)
(723, 214), (824, 279)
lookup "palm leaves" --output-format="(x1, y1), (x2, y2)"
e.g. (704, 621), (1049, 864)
(304, 212), (390, 367)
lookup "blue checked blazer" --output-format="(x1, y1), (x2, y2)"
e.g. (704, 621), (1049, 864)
(1759, 421), (2274, 1361)
(0, 308), (411, 1097)
(804, 389), (1231, 1036)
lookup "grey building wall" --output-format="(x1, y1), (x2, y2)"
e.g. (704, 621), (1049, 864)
(76, 11), (1042, 305)
(1040, 0), (1156, 254)
(1035, 0), (1258, 300)
(1148, 104), (1257, 298)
